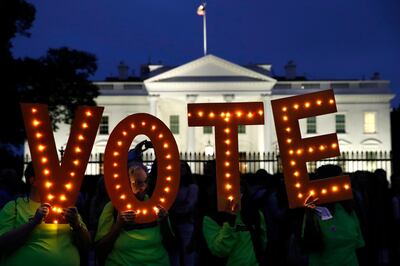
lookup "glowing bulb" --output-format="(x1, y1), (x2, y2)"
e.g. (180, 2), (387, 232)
(163, 143), (169, 148)
(225, 184), (232, 190)
(226, 112), (231, 118)
(247, 112), (254, 118)
(142, 209), (148, 215)
(86, 111), (92, 117)
(36, 133), (43, 138)
(289, 150), (294, 155)
(166, 165), (172, 170)
(48, 194), (54, 200)
(164, 187), (170, 193)
(120, 194), (126, 200)
(41, 157), (48, 163)
(209, 112), (215, 118)
(160, 198), (166, 203)
(296, 149), (302, 155)
(165, 154), (171, 159)
(116, 184), (121, 189)
(283, 116), (288, 121)
(117, 141), (123, 146)
(332, 143), (337, 149)
(258, 110), (263, 116)
(38, 145), (45, 152)
(53, 220), (58, 224)
(308, 147), (314, 153)
(60, 195), (66, 201)
(188, 113), (192, 117)
(198, 111), (204, 117)
(166, 176), (172, 181)
(286, 127), (291, 132)
(65, 183), (72, 190)
(113, 151), (119, 156)
(225, 173), (231, 178)
(290, 160), (296, 166)
(319, 145), (325, 151)
(141, 121), (146, 126)
(82, 123), (88, 128)
(295, 183), (301, 188)
(293, 104), (299, 109)
(113, 162), (118, 167)
(75, 147), (81, 153)
(344, 184), (350, 190)
(228, 196), (234, 201)
(45, 181), (52, 188)
(329, 99), (334, 104)
(226, 150), (231, 156)
(122, 131), (127, 136)
(70, 172), (75, 177)
(298, 193), (303, 199)
(153, 206), (159, 213)
(127, 204), (132, 209)
(224, 117), (230, 122)
(236, 111), (242, 117)
(73, 160), (79, 166)
(332, 186), (338, 192)
(151, 125), (156, 130)
(316, 100), (322, 105)
(309, 190), (315, 196)
(220, 112), (226, 117)
(287, 139), (292, 144)
(158, 134), (164, 139)
(44, 169), (50, 175)
(78, 135), (84, 140)
(225, 162), (230, 167)
(225, 140), (230, 145)
(33, 120), (40, 127)
(224, 128), (230, 133)
(294, 171), (299, 177)
(305, 102), (310, 108)
(322, 189), (327, 194)
(282, 107), (287, 112)
(31, 108), (37, 113)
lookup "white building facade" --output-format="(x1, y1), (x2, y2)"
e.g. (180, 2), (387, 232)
(24, 55), (394, 172)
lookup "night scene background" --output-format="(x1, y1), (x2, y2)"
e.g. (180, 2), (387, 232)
(12, 0), (400, 106)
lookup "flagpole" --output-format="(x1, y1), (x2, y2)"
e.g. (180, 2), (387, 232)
(203, 8), (207, 56)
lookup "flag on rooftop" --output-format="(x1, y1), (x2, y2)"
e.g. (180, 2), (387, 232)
(197, 3), (206, 16)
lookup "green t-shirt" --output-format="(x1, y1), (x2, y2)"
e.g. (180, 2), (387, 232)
(0, 197), (84, 266)
(95, 201), (170, 266)
(307, 203), (365, 266)
(202, 212), (267, 266)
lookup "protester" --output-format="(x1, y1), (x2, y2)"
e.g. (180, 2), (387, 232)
(302, 165), (365, 266)
(0, 162), (91, 266)
(95, 164), (173, 266)
(202, 179), (267, 266)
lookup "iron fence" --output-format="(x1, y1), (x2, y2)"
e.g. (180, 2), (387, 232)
(24, 151), (392, 176)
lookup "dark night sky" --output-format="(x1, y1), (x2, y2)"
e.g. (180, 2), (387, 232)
(12, 0), (400, 106)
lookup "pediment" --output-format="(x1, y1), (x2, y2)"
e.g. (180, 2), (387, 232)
(360, 138), (382, 145)
(144, 54), (276, 83)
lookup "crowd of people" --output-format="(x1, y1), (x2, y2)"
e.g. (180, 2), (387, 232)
(0, 152), (400, 265)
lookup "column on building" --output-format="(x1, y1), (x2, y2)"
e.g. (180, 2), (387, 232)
(260, 93), (272, 153)
(148, 94), (159, 116)
(186, 94), (198, 152)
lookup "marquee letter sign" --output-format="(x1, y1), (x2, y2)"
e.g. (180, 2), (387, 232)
(104, 113), (180, 223)
(188, 102), (264, 212)
(21, 103), (103, 223)
(271, 90), (352, 208)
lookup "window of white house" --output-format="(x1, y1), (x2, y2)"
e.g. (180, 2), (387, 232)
(99, 116), (109, 135)
(335, 114), (346, 133)
(238, 125), (246, 134)
(306, 117), (316, 134)
(170, 115), (179, 134)
(364, 112), (376, 133)
(203, 126), (212, 134)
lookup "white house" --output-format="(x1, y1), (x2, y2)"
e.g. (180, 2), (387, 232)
(24, 54), (395, 173)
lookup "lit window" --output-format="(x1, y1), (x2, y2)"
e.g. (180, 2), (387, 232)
(238, 125), (246, 134)
(99, 116), (109, 135)
(364, 112), (376, 133)
(306, 117), (316, 134)
(170, 115), (179, 134)
(336, 114), (346, 134)
(203, 126), (212, 134)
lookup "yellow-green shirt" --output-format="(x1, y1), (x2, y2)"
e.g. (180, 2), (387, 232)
(95, 201), (170, 266)
(0, 197), (83, 266)
(202, 212), (267, 266)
